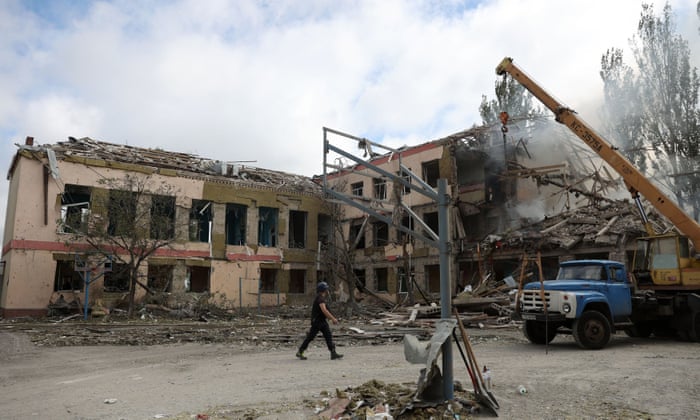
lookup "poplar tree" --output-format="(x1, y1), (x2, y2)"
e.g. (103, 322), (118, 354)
(479, 75), (543, 126)
(601, 2), (700, 219)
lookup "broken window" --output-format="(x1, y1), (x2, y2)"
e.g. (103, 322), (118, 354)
(258, 207), (278, 247)
(108, 190), (137, 237)
(150, 195), (175, 240)
(375, 267), (388, 292)
(422, 160), (440, 188)
(104, 263), (130, 293)
(354, 268), (366, 291)
(398, 215), (411, 244)
(189, 200), (212, 242)
(463, 213), (491, 240)
(225, 203), (247, 245)
(187, 266), (210, 293)
(397, 267), (409, 294)
(373, 178), (387, 200)
(401, 171), (412, 195)
(288, 210), (307, 249)
(349, 220), (366, 249)
(54, 260), (82, 291)
(351, 181), (364, 196)
(373, 221), (389, 247)
(289, 269), (306, 293)
(426, 264), (440, 293)
(60, 184), (91, 234)
(423, 212), (439, 237)
(260, 268), (277, 292)
(148, 264), (173, 292)
(318, 214), (332, 248)
(455, 154), (484, 186)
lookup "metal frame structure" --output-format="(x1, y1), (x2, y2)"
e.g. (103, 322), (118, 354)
(322, 127), (454, 400)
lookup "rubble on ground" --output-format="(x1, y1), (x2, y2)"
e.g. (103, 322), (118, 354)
(310, 380), (481, 419)
(6, 288), (524, 347)
(167, 379), (487, 420)
(4, 298), (519, 419)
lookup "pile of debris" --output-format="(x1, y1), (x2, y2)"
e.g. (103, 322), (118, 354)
(309, 380), (480, 419)
(487, 199), (673, 252)
(5, 307), (437, 348)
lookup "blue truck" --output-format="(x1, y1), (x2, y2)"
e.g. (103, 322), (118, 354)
(518, 259), (700, 349)
(518, 260), (631, 350)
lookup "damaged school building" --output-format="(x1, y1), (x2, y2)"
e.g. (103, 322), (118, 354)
(0, 121), (662, 318)
(1, 136), (331, 317)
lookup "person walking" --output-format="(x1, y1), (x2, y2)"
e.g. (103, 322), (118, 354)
(296, 281), (343, 360)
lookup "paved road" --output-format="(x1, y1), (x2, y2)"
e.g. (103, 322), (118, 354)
(2, 329), (700, 419)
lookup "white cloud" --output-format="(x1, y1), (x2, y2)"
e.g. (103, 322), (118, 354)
(0, 0), (695, 241)
(23, 95), (103, 141)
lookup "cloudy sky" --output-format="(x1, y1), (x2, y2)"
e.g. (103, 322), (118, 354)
(0, 0), (698, 234)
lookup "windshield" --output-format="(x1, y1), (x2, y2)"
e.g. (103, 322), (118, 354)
(557, 265), (606, 281)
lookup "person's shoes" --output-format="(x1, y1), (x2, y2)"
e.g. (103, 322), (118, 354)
(296, 351), (307, 360)
(331, 351), (343, 360)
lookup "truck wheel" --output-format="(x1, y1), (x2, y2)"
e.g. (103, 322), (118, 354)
(523, 320), (557, 344)
(690, 312), (700, 342)
(573, 310), (611, 350)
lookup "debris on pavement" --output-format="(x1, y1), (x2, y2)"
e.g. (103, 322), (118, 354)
(310, 380), (480, 420)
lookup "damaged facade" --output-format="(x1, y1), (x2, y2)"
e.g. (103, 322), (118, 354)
(1, 136), (330, 317)
(324, 121), (656, 304)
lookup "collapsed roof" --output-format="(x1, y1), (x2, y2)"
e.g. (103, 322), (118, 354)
(12, 136), (322, 195)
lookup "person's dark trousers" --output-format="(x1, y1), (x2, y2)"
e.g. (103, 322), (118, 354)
(299, 321), (335, 352)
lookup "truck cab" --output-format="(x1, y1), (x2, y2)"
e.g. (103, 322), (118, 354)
(518, 260), (632, 349)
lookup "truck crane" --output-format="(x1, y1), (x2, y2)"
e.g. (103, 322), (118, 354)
(496, 57), (700, 286)
(496, 57), (700, 346)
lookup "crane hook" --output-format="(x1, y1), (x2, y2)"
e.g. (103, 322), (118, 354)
(499, 111), (509, 133)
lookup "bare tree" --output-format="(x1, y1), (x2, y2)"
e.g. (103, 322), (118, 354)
(318, 181), (364, 315)
(65, 174), (183, 317)
(320, 176), (403, 315)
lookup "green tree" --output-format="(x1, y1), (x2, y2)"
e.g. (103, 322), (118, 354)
(66, 174), (183, 317)
(601, 2), (700, 219)
(479, 75), (544, 126)
(599, 48), (647, 171)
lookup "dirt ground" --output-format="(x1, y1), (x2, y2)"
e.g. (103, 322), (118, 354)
(1, 311), (700, 419)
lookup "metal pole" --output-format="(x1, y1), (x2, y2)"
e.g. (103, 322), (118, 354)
(438, 179), (453, 400)
(239, 277), (242, 309)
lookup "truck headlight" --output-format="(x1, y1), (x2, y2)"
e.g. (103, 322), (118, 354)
(562, 303), (572, 313)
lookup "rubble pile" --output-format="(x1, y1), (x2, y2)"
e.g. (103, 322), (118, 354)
(310, 380), (480, 419)
(3, 307), (435, 348)
(169, 380), (486, 420)
(484, 199), (674, 252)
